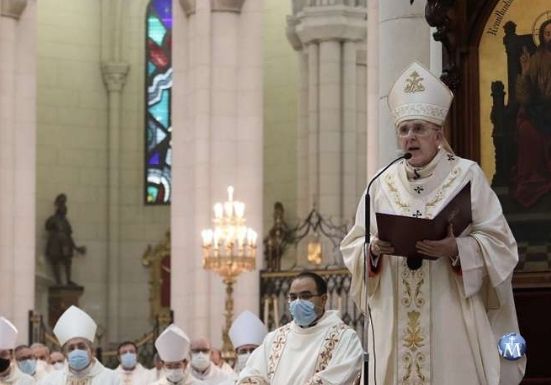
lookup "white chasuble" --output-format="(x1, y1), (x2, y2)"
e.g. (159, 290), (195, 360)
(236, 310), (363, 385)
(38, 360), (120, 385)
(341, 150), (526, 385)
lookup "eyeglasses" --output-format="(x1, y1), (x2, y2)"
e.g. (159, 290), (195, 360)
(396, 124), (434, 138)
(287, 292), (321, 302)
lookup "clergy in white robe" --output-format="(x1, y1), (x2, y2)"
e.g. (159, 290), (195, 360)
(115, 341), (150, 385)
(1, 317), (36, 385)
(340, 62), (526, 385)
(0, 364), (36, 385)
(38, 359), (119, 385)
(237, 271), (363, 385)
(189, 338), (231, 385)
(37, 306), (120, 385)
(150, 324), (200, 385)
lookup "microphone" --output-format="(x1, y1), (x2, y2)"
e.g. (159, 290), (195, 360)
(363, 152), (411, 385)
(364, 152), (411, 245)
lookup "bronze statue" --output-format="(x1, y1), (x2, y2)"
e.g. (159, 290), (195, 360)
(263, 202), (291, 271)
(45, 194), (86, 286)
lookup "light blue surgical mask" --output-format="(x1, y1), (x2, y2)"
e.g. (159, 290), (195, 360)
(67, 349), (90, 371)
(17, 359), (37, 375)
(289, 299), (318, 327)
(120, 352), (137, 369)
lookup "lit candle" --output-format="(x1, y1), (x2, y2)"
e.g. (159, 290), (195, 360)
(224, 201), (233, 217)
(234, 201), (245, 218)
(227, 186), (234, 202)
(263, 297), (269, 326)
(214, 203), (223, 219)
(273, 296), (279, 328)
(201, 229), (213, 246)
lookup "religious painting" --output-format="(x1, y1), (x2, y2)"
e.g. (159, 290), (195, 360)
(479, 1), (551, 272)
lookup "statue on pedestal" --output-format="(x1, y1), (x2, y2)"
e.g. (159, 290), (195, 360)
(263, 202), (291, 271)
(45, 194), (86, 286)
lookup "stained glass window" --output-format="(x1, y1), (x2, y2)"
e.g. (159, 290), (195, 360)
(145, 0), (172, 204)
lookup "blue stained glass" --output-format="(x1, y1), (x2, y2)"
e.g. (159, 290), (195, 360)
(153, 0), (173, 29)
(147, 61), (156, 75)
(148, 16), (166, 46)
(147, 186), (159, 202)
(145, 0), (172, 205)
(149, 89), (169, 128)
(156, 128), (167, 145)
(149, 152), (160, 165)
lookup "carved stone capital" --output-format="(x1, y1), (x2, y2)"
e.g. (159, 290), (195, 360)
(101, 62), (129, 93)
(0, 0), (28, 19)
(287, 5), (367, 48)
(211, 0), (245, 13)
(179, 0), (196, 16)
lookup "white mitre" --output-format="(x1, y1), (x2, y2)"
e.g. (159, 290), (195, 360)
(53, 306), (97, 346)
(388, 61), (454, 127)
(0, 317), (18, 350)
(229, 311), (267, 349)
(155, 324), (190, 363)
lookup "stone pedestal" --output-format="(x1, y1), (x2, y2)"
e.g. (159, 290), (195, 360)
(48, 286), (84, 328)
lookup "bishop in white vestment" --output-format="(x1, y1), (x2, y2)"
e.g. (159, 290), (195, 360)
(340, 62), (526, 385)
(1, 317), (35, 385)
(37, 306), (120, 385)
(150, 324), (199, 385)
(237, 272), (363, 385)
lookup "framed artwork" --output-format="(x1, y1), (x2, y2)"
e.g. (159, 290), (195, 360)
(479, 1), (551, 273)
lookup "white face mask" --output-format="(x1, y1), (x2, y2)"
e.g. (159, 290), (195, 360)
(235, 352), (251, 373)
(53, 362), (65, 371)
(166, 368), (185, 383)
(191, 352), (210, 371)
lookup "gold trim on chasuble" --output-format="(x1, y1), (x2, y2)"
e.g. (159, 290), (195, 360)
(267, 323), (292, 381)
(67, 377), (91, 385)
(382, 161), (465, 385)
(265, 321), (350, 385)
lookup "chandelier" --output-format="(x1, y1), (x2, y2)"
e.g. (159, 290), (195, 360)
(201, 186), (258, 360)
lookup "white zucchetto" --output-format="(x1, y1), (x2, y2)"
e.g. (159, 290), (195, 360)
(53, 306), (97, 346)
(388, 61), (454, 127)
(229, 311), (267, 349)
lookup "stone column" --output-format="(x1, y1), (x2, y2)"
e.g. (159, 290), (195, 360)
(173, 0), (263, 347)
(287, 1), (367, 225)
(0, 0), (34, 341)
(101, 62), (128, 342)
(377, 0), (431, 165)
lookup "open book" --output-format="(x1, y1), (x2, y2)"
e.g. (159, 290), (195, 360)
(375, 182), (472, 260)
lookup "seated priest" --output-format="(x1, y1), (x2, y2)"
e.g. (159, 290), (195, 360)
(151, 324), (198, 385)
(189, 338), (231, 384)
(38, 306), (120, 385)
(237, 271), (363, 385)
(229, 310), (267, 375)
(115, 341), (150, 385)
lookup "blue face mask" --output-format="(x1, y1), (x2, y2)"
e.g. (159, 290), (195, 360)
(67, 349), (90, 371)
(18, 359), (37, 375)
(120, 352), (137, 369)
(289, 299), (318, 326)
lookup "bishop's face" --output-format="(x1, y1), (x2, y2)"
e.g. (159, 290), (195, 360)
(397, 119), (442, 167)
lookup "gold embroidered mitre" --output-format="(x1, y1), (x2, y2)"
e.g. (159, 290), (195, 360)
(388, 61), (453, 127)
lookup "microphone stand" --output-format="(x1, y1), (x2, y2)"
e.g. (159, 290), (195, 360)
(363, 153), (411, 385)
